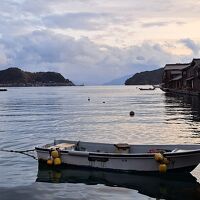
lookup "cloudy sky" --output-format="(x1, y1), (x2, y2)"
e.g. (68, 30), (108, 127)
(1, 0), (200, 84)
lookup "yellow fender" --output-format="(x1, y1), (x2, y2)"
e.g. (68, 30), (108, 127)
(159, 164), (167, 173)
(154, 153), (164, 162)
(54, 157), (62, 165)
(51, 150), (59, 158)
(47, 158), (53, 165)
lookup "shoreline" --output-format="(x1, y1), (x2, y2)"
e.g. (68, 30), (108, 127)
(161, 88), (200, 97)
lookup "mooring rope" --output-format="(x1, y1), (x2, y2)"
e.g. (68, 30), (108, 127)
(0, 148), (37, 160)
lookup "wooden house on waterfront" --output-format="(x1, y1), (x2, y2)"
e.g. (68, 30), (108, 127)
(182, 59), (200, 91)
(162, 63), (190, 89)
(162, 59), (200, 96)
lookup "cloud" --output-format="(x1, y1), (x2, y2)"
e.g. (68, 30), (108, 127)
(136, 56), (145, 61)
(142, 20), (186, 28)
(179, 38), (200, 55)
(142, 21), (170, 28)
(0, 30), (187, 84)
(0, 45), (8, 65)
(43, 12), (109, 30)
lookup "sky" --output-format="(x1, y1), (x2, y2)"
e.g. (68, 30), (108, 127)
(1, 0), (200, 84)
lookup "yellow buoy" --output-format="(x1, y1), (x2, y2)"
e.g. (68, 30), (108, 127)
(159, 164), (167, 173)
(54, 157), (62, 165)
(47, 158), (53, 165)
(163, 157), (170, 165)
(154, 153), (164, 162)
(51, 150), (59, 158)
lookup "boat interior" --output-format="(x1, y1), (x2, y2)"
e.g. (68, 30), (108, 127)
(42, 140), (200, 154)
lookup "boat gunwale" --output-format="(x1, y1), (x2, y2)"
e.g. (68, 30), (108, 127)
(35, 147), (200, 158)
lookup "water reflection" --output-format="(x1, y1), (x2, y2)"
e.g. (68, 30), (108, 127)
(164, 93), (200, 140)
(36, 166), (200, 200)
(164, 93), (200, 122)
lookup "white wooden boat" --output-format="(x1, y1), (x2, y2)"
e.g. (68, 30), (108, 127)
(35, 140), (200, 173)
(139, 86), (156, 90)
(0, 88), (7, 91)
(139, 87), (155, 91)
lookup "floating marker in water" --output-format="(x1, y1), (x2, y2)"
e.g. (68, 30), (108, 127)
(129, 111), (135, 116)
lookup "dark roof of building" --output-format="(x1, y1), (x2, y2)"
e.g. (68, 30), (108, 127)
(164, 63), (190, 71)
(192, 59), (200, 65)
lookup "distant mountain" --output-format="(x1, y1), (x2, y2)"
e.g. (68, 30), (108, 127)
(0, 67), (75, 86)
(125, 68), (164, 85)
(104, 74), (132, 85)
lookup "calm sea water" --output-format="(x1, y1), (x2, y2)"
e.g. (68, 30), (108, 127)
(0, 86), (200, 200)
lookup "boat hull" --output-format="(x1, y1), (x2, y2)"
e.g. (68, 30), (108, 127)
(36, 146), (200, 173)
(37, 159), (197, 174)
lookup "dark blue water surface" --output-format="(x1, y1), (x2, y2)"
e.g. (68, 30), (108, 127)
(0, 86), (200, 200)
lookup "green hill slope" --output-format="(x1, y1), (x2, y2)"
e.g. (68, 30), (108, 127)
(125, 68), (163, 85)
(0, 68), (75, 86)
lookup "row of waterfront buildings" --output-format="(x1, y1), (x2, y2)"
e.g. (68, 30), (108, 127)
(162, 58), (200, 95)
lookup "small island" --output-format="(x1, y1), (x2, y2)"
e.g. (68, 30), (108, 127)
(0, 68), (75, 87)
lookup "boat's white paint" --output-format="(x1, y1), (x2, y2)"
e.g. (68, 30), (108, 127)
(36, 140), (200, 173)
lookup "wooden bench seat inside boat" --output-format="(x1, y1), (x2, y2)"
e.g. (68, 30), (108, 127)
(114, 143), (130, 153)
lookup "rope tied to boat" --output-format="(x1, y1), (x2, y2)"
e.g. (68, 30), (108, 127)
(0, 148), (37, 160)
